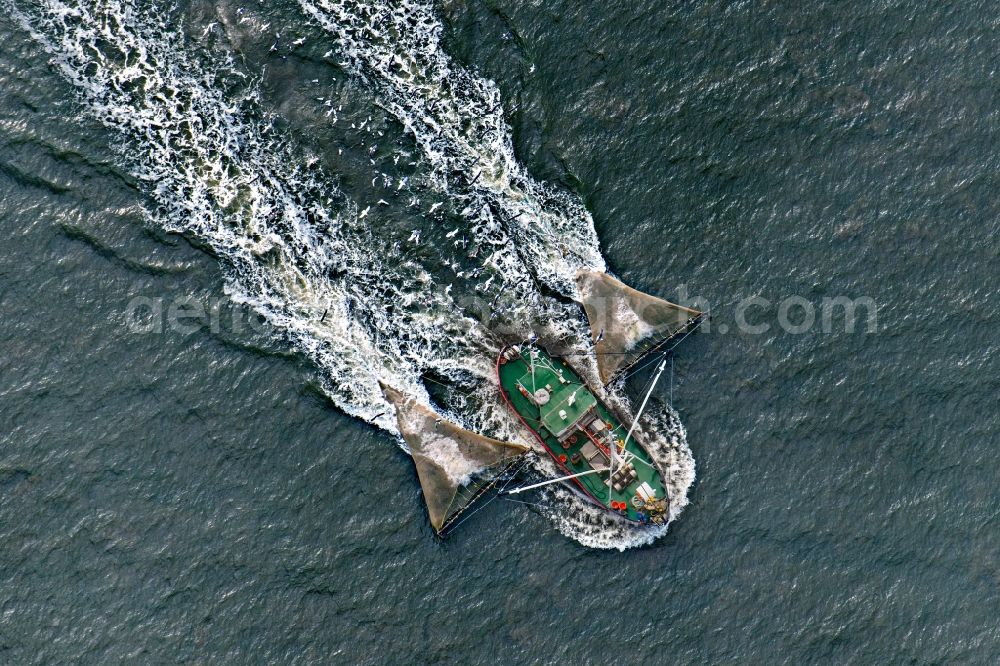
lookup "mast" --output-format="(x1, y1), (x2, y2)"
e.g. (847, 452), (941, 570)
(530, 348), (537, 392)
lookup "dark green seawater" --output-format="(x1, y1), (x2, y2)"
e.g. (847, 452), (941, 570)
(2, 0), (999, 663)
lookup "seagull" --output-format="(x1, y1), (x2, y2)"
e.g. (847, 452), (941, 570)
(408, 230), (421, 244)
(377, 199), (390, 206)
(292, 36), (306, 46)
(445, 228), (459, 238)
(429, 202), (443, 213)
(359, 206), (370, 219)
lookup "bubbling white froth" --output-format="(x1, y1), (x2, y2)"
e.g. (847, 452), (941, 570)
(297, 0), (607, 300)
(12, 0), (696, 549)
(10, 0), (476, 432)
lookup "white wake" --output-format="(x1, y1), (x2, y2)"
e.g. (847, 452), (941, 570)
(12, 0), (696, 549)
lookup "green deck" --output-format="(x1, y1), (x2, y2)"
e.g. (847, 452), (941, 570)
(499, 345), (668, 523)
(516, 366), (597, 437)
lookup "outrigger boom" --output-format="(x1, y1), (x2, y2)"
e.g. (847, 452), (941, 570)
(505, 468), (603, 495)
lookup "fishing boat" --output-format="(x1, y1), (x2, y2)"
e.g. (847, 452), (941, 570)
(496, 270), (704, 525)
(383, 270), (704, 535)
(497, 343), (670, 523)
